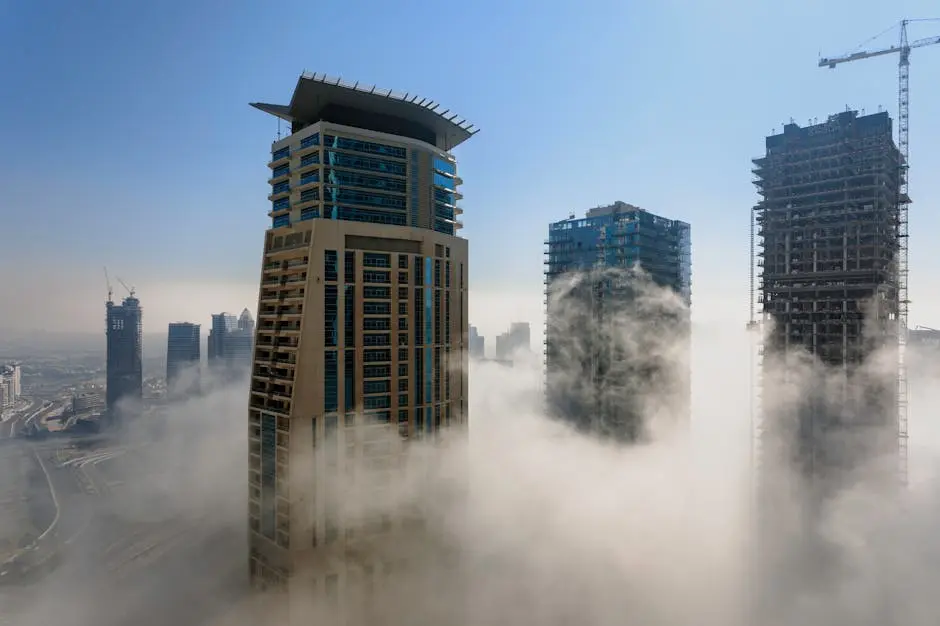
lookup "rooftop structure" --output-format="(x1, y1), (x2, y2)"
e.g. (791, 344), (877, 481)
(251, 72), (478, 151)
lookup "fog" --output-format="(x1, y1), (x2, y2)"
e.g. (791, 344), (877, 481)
(4, 274), (940, 625)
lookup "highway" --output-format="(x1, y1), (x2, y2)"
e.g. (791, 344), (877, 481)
(0, 436), (249, 626)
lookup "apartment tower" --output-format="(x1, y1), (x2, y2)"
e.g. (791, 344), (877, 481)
(248, 73), (475, 622)
(544, 202), (692, 442)
(106, 291), (143, 424)
(166, 322), (201, 396)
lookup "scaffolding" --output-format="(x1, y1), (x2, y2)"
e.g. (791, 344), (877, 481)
(751, 110), (903, 483)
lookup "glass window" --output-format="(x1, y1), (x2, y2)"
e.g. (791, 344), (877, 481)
(272, 181), (290, 195)
(432, 157), (456, 176)
(324, 352), (338, 412)
(363, 270), (391, 284)
(300, 133), (320, 149)
(433, 171), (456, 191)
(364, 380), (390, 395)
(323, 151), (406, 176)
(272, 214), (290, 229)
(324, 135), (406, 159)
(363, 253), (391, 268)
(272, 147), (290, 161)
(363, 286), (390, 299)
(325, 187), (406, 210)
(300, 153), (319, 167)
(324, 169), (407, 193)
(272, 165), (290, 178)
(272, 198), (290, 211)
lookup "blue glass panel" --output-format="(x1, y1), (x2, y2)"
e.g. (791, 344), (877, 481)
(272, 214), (290, 228)
(432, 157), (456, 176)
(433, 171), (455, 190)
(324, 135), (406, 159)
(324, 351), (338, 412)
(324, 151), (405, 176)
(300, 133), (320, 149)
(300, 208), (319, 221)
(272, 147), (290, 161)
(272, 165), (290, 178)
(272, 198), (290, 211)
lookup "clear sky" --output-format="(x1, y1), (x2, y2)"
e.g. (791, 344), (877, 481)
(1, 0), (938, 340)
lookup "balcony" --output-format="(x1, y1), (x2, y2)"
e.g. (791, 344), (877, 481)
(269, 149), (290, 168)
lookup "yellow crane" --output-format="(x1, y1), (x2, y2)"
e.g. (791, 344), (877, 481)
(819, 19), (940, 484)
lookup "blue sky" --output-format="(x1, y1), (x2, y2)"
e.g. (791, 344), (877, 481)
(1, 0), (938, 337)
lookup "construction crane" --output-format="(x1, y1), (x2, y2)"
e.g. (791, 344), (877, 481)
(116, 277), (136, 299)
(819, 19), (940, 485)
(103, 266), (113, 303)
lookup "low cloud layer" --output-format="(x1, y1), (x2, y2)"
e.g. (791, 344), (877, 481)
(4, 273), (940, 625)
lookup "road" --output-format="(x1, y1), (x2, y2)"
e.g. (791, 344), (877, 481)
(1, 399), (55, 439)
(0, 437), (249, 626)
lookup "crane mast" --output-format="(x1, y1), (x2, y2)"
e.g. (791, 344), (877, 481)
(819, 19), (940, 485)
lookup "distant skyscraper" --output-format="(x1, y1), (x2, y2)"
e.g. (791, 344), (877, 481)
(106, 292), (143, 422)
(495, 322), (531, 360)
(166, 322), (201, 396)
(544, 201), (691, 442)
(469, 325), (485, 359)
(0, 364), (20, 410)
(208, 313), (238, 362)
(247, 72), (475, 618)
(208, 310), (254, 379)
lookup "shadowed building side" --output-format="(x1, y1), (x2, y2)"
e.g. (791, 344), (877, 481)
(106, 293), (143, 426)
(166, 322), (201, 398)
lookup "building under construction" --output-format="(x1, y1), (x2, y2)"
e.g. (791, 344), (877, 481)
(106, 291), (143, 425)
(544, 202), (691, 442)
(752, 109), (906, 486)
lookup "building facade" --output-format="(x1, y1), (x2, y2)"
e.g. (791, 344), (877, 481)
(753, 110), (902, 483)
(0, 364), (21, 410)
(247, 73), (475, 621)
(106, 293), (143, 422)
(544, 201), (692, 442)
(468, 325), (485, 359)
(209, 310), (255, 379)
(494, 322), (531, 361)
(166, 322), (201, 396)
(751, 111), (904, 617)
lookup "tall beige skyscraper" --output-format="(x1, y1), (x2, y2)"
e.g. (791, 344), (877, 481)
(247, 73), (476, 622)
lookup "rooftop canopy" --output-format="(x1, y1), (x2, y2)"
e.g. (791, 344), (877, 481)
(251, 72), (478, 150)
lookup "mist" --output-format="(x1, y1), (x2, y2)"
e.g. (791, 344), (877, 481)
(4, 274), (940, 626)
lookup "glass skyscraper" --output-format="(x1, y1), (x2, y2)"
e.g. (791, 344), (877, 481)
(544, 201), (692, 441)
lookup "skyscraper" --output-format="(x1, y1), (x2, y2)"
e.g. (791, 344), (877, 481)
(106, 292), (143, 422)
(208, 313), (238, 362)
(208, 310), (254, 380)
(468, 325), (485, 359)
(750, 109), (905, 621)
(753, 110), (902, 485)
(166, 322), (201, 396)
(544, 201), (692, 442)
(247, 73), (475, 619)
